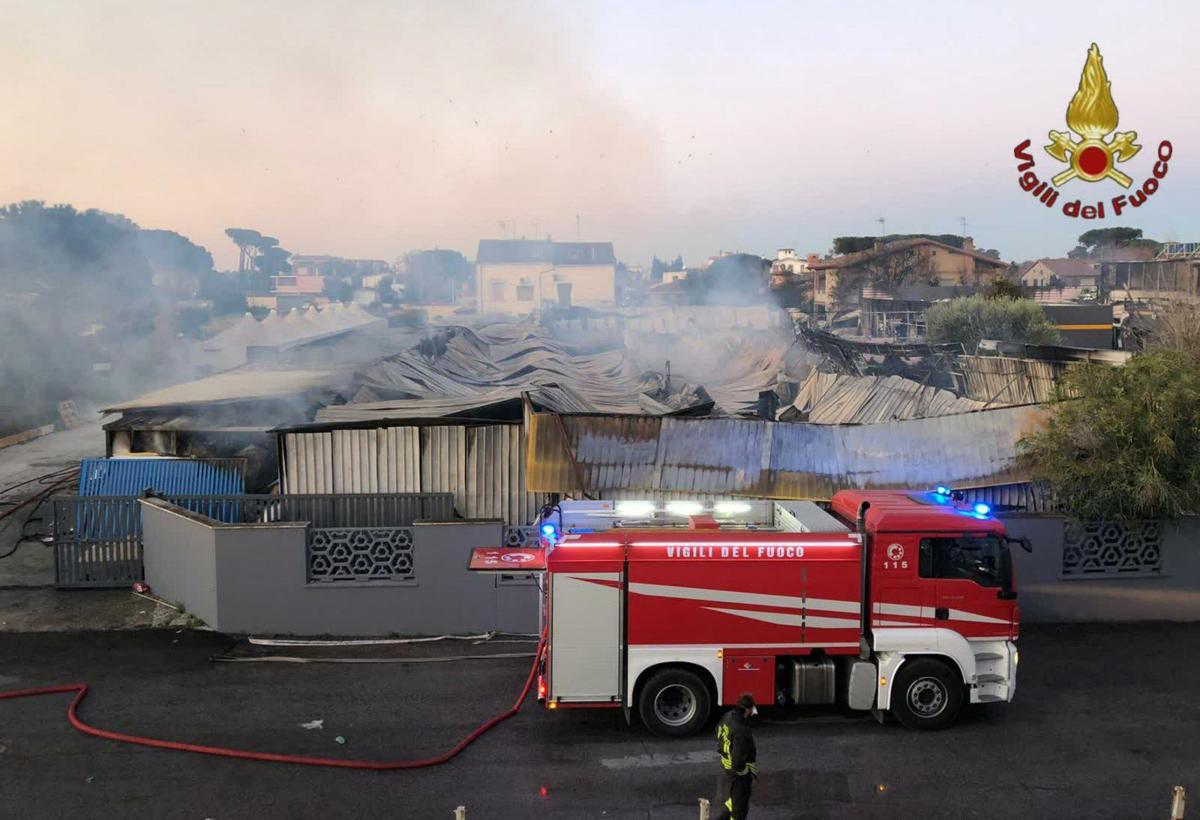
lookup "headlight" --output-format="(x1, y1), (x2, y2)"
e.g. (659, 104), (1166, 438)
(1013, 648), (1020, 666)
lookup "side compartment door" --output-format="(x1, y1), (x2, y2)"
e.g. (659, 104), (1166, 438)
(550, 571), (623, 702)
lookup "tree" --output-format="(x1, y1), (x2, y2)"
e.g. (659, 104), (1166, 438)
(323, 276), (352, 302)
(1019, 350), (1200, 519)
(403, 249), (473, 303)
(925, 295), (1060, 351)
(650, 254), (684, 283)
(224, 228), (263, 272)
(984, 278), (1024, 300)
(1145, 303), (1200, 358)
(138, 229), (214, 275)
(255, 245), (292, 277)
(1071, 227), (1161, 259)
(831, 247), (924, 306)
(832, 234), (967, 255)
(1078, 227), (1143, 250)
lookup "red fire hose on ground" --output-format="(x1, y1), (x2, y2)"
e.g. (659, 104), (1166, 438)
(0, 632), (546, 770)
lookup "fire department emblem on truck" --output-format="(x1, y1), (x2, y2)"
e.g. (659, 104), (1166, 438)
(884, 542), (907, 570)
(1012, 43), (1172, 220)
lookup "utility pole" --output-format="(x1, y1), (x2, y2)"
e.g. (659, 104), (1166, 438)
(576, 214), (581, 240)
(876, 217), (886, 240)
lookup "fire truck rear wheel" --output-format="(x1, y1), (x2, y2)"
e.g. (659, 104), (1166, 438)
(890, 658), (963, 731)
(637, 668), (712, 737)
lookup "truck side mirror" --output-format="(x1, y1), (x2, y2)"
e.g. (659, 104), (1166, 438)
(998, 547), (1018, 600)
(1006, 535), (1033, 554)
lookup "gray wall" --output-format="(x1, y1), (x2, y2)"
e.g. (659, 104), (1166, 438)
(1003, 515), (1200, 623)
(141, 499), (538, 636)
(142, 501), (220, 626)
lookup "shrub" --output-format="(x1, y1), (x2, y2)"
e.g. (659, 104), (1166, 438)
(1018, 350), (1200, 519)
(926, 295), (1059, 351)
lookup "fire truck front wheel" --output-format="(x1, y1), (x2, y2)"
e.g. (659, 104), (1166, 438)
(890, 658), (963, 731)
(637, 668), (712, 737)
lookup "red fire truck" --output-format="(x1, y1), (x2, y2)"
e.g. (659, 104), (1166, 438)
(470, 489), (1028, 735)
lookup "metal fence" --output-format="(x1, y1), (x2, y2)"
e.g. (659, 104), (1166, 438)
(52, 492), (455, 589)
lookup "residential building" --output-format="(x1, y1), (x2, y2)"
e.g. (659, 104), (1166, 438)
(810, 237), (1008, 310)
(476, 239), (616, 314)
(1021, 258), (1100, 289)
(771, 249), (820, 289)
(272, 273), (326, 296)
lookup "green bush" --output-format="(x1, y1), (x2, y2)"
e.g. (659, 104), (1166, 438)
(1018, 350), (1200, 519)
(926, 295), (1059, 351)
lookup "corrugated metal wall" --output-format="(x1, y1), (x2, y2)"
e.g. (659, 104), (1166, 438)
(79, 458), (245, 497)
(282, 424), (548, 524)
(527, 407), (1047, 500)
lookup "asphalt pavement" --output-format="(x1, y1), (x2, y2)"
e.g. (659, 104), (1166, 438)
(0, 623), (1196, 819)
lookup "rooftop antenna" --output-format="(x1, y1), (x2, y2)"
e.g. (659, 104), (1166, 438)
(959, 216), (968, 239)
(576, 214), (581, 239)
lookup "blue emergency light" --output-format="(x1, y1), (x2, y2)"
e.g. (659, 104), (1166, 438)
(541, 523), (558, 541)
(973, 503), (991, 516)
(935, 485), (951, 496)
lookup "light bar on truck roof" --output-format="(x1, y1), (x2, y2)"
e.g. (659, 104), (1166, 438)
(614, 500), (656, 518)
(664, 501), (703, 517)
(713, 501), (752, 516)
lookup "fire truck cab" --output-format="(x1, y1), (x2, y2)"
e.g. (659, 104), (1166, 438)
(473, 489), (1026, 735)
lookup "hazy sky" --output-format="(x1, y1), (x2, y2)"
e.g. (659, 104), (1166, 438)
(2, 0), (1197, 269)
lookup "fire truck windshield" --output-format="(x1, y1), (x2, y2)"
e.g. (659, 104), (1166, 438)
(918, 535), (1010, 588)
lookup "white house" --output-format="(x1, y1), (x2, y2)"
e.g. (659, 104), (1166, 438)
(476, 239), (616, 314)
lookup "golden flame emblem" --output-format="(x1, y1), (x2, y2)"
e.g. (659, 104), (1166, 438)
(1045, 44), (1140, 187)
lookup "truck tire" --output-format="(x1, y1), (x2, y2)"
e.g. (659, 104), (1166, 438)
(890, 658), (963, 731)
(637, 668), (712, 737)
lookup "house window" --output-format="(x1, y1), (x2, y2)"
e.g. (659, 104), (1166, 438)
(516, 283), (534, 302)
(489, 280), (506, 302)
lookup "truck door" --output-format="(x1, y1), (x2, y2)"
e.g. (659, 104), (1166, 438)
(549, 570), (623, 703)
(918, 535), (1013, 639)
(872, 533), (934, 629)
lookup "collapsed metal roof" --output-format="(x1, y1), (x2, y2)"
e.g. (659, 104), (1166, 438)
(313, 317), (792, 423)
(524, 405), (1046, 499)
(781, 370), (988, 423)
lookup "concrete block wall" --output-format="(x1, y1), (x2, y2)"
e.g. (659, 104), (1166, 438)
(140, 499), (538, 636)
(1003, 515), (1200, 623)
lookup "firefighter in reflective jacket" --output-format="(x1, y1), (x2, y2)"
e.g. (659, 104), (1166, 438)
(714, 693), (758, 820)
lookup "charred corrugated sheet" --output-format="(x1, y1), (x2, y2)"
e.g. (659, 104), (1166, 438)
(957, 356), (1068, 404)
(783, 371), (988, 423)
(526, 406), (1046, 499)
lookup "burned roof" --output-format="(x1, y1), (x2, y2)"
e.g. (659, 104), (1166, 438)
(476, 239), (615, 266)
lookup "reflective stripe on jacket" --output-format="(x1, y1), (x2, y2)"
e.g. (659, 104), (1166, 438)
(715, 709), (757, 776)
